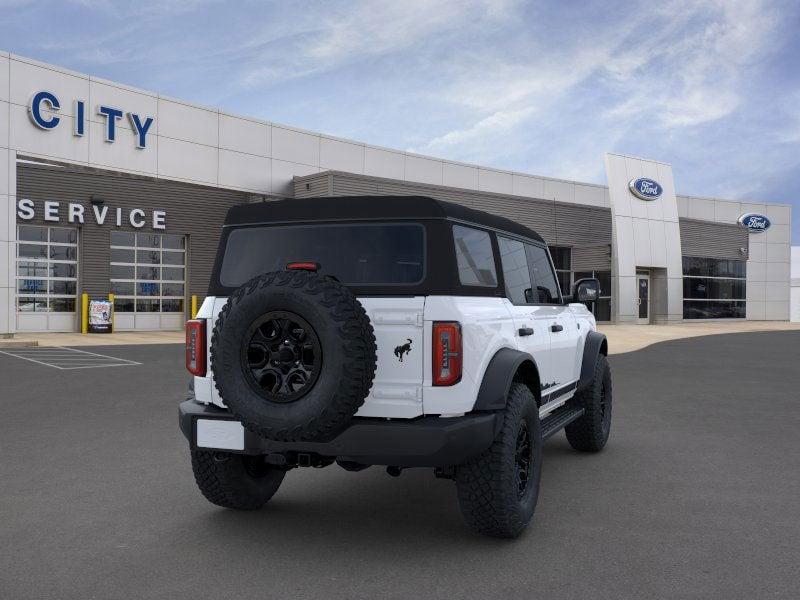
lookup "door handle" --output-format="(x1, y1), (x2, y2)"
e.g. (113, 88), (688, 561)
(551, 323), (564, 333)
(518, 327), (534, 337)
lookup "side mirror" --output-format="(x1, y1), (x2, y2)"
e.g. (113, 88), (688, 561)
(524, 288), (533, 303)
(571, 278), (600, 303)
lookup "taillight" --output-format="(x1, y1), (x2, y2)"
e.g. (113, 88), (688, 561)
(433, 321), (462, 386)
(186, 319), (206, 376)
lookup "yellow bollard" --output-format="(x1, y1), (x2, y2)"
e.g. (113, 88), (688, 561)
(81, 293), (89, 334)
(108, 293), (115, 332)
(191, 295), (198, 319)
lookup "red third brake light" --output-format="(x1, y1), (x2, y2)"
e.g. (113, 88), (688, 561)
(433, 321), (462, 386)
(286, 261), (319, 272)
(185, 319), (206, 377)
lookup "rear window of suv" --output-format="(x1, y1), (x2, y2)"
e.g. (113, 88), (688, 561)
(219, 223), (425, 288)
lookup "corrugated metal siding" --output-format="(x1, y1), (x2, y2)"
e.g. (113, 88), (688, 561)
(16, 163), (248, 307)
(294, 171), (611, 249)
(572, 245), (612, 271)
(679, 218), (749, 260)
(294, 173), (332, 198)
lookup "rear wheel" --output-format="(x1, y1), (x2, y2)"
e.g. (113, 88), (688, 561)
(455, 383), (542, 538)
(191, 450), (285, 510)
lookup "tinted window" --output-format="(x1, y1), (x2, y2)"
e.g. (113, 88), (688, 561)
(525, 244), (561, 303)
(498, 237), (532, 304)
(220, 223), (425, 288)
(453, 225), (497, 287)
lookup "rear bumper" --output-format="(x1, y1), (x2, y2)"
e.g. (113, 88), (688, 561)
(179, 400), (499, 468)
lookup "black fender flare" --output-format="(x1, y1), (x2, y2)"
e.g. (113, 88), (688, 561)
(473, 347), (540, 411)
(577, 331), (608, 393)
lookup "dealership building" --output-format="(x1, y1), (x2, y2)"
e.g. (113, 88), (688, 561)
(0, 52), (794, 334)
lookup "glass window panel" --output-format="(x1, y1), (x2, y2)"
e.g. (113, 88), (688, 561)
(682, 256), (746, 278)
(17, 297), (48, 312)
(136, 299), (160, 312)
(594, 298), (612, 322)
(111, 231), (136, 247)
(111, 248), (135, 263)
(498, 237), (532, 304)
(161, 251), (184, 266)
(683, 278), (746, 300)
(683, 300), (746, 319)
(114, 298), (135, 312)
(548, 246), (571, 271)
(17, 261), (49, 277)
(50, 246), (77, 261)
(574, 271), (593, 281)
(162, 283), (184, 297)
(18, 225), (48, 242)
(161, 267), (185, 281)
(221, 223), (425, 287)
(161, 299), (184, 312)
(137, 266), (160, 280)
(556, 271), (571, 295)
(138, 282), (160, 296)
(161, 235), (185, 250)
(525, 245), (561, 304)
(18, 244), (48, 259)
(452, 225), (497, 287)
(595, 271), (612, 296)
(50, 263), (78, 278)
(50, 298), (76, 312)
(17, 279), (47, 294)
(49, 280), (77, 295)
(110, 265), (135, 279)
(137, 233), (161, 248)
(110, 281), (135, 296)
(137, 249), (161, 265)
(50, 228), (77, 244)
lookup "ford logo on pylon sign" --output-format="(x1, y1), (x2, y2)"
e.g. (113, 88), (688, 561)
(737, 213), (771, 233)
(628, 178), (663, 200)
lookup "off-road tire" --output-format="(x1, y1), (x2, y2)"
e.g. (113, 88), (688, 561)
(191, 450), (285, 510)
(565, 353), (612, 452)
(455, 383), (542, 538)
(211, 270), (377, 442)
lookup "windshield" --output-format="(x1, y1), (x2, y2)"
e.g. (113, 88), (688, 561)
(219, 222), (425, 288)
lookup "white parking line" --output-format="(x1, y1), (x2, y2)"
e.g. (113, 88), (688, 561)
(0, 347), (141, 370)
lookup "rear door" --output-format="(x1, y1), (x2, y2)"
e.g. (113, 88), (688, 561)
(525, 243), (580, 401)
(496, 236), (554, 391)
(356, 297), (426, 419)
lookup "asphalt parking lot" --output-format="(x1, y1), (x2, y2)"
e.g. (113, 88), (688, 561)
(2, 331), (799, 600)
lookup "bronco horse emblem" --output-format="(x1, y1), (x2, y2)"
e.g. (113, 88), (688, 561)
(394, 338), (413, 362)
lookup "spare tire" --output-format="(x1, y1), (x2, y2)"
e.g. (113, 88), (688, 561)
(211, 270), (377, 442)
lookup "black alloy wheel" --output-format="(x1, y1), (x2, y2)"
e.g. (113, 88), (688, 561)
(241, 310), (322, 403)
(514, 422), (533, 499)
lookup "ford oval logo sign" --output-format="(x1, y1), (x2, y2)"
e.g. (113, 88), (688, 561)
(628, 178), (663, 201)
(737, 213), (771, 233)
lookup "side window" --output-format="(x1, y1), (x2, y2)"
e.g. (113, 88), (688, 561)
(498, 236), (533, 304)
(453, 225), (497, 287)
(525, 244), (561, 304)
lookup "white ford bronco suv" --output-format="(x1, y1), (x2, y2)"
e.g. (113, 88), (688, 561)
(179, 196), (612, 538)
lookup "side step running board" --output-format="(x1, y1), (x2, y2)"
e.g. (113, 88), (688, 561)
(540, 405), (584, 440)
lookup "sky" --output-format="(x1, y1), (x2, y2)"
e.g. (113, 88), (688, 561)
(2, 0), (799, 242)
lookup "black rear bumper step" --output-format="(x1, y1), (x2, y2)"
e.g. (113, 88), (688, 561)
(179, 400), (500, 468)
(541, 405), (584, 440)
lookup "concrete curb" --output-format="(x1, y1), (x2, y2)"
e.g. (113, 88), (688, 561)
(0, 340), (39, 349)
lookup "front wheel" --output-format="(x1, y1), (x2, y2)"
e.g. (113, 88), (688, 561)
(565, 353), (612, 452)
(191, 450), (286, 510)
(455, 383), (542, 538)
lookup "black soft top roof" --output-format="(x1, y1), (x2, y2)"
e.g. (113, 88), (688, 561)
(224, 196), (544, 243)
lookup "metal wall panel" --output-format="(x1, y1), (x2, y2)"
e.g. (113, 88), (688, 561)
(16, 162), (248, 308)
(679, 218), (749, 260)
(294, 171), (612, 249)
(572, 245), (612, 271)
